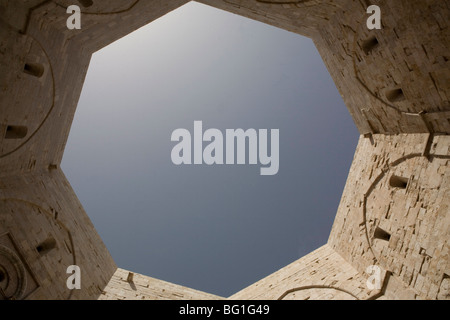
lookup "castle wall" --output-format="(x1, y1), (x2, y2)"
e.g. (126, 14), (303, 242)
(0, 169), (116, 299)
(229, 133), (449, 300)
(230, 244), (388, 300)
(99, 268), (224, 300)
(198, 0), (341, 38)
(329, 133), (450, 300)
(0, 0), (448, 300)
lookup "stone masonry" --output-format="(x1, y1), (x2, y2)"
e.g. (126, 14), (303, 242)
(0, 0), (448, 300)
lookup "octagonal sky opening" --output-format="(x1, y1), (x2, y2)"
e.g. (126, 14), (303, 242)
(61, 1), (359, 297)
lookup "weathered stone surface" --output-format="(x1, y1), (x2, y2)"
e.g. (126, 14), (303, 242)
(0, 0), (448, 300)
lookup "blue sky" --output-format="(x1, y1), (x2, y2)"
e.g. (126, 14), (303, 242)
(61, 2), (359, 297)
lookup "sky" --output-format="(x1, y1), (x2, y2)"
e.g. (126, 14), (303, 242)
(61, 1), (359, 297)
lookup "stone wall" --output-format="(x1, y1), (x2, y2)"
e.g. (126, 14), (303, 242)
(99, 268), (224, 300)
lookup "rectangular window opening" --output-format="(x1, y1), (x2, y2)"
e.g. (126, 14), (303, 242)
(389, 175), (408, 189)
(374, 226), (391, 242)
(386, 88), (405, 103)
